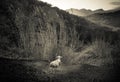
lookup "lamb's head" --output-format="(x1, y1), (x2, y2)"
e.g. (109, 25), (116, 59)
(56, 55), (62, 59)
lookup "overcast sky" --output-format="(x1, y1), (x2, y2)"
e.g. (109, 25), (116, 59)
(39, 0), (120, 10)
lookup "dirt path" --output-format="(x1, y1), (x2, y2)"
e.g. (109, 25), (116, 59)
(0, 57), (117, 82)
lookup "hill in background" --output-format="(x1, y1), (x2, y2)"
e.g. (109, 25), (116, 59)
(66, 7), (120, 30)
(86, 8), (120, 29)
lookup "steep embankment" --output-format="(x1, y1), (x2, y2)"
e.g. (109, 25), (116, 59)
(0, 0), (119, 61)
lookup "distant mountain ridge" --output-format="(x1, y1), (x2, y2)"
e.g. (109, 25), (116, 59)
(66, 8), (104, 16)
(86, 8), (120, 28)
(66, 7), (120, 29)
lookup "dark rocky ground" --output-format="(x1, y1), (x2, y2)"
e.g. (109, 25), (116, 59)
(0, 57), (119, 82)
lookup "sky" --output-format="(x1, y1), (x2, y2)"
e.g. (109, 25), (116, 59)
(39, 0), (120, 10)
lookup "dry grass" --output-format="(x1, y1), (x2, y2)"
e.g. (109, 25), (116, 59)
(13, 6), (82, 61)
(72, 39), (114, 66)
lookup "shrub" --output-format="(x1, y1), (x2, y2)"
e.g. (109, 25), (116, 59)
(73, 39), (114, 66)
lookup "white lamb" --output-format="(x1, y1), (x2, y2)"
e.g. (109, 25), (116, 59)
(49, 56), (62, 68)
